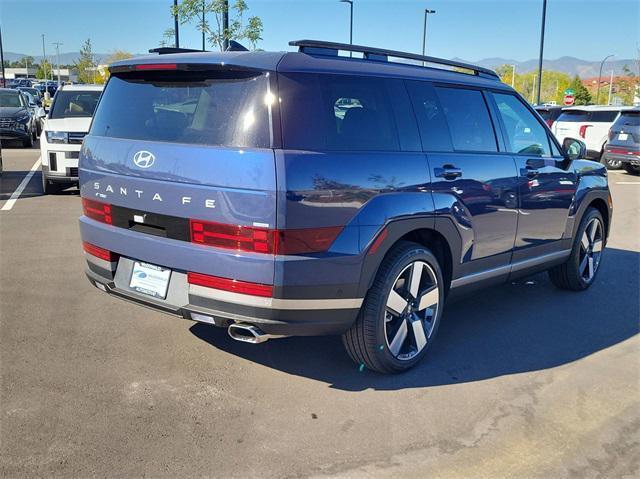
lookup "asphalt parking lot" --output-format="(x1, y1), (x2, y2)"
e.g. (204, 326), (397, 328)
(1, 143), (638, 478)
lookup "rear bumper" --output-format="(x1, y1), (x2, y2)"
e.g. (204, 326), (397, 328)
(84, 254), (361, 336)
(602, 149), (640, 166)
(0, 128), (29, 141)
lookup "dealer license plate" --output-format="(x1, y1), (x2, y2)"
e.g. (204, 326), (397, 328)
(129, 261), (171, 299)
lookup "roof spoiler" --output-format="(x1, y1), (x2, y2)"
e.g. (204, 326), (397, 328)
(148, 47), (204, 55)
(289, 39), (500, 80)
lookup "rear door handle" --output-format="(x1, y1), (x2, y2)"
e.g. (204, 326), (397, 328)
(434, 165), (463, 180)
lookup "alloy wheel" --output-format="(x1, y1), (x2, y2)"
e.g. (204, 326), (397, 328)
(384, 261), (439, 361)
(579, 217), (603, 283)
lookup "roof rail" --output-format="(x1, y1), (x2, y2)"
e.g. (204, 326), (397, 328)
(149, 47), (205, 55)
(289, 39), (500, 80)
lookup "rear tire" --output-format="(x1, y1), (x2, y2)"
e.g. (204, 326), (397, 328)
(22, 133), (33, 148)
(342, 241), (445, 374)
(41, 174), (60, 195)
(548, 207), (605, 291)
(623, 164), (640, 176)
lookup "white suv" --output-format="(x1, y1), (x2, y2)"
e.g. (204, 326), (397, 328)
(552, 106), (632, 169)
(40, 84), (103, 193)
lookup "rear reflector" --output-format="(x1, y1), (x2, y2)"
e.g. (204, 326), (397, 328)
(134, 63), (178, 71)
(190, 219), (342, 255)
(187, 272), (273, 297)
(83, 241), (118, 262)
(82, 198), (112, 225)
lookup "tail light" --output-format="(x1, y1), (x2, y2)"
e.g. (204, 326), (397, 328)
(187, 272), (273, 297)
(579, 124), (592, 139)
(190, 219), (342, 255)
(82, 198), (112, 225)
(134, 63), (178, 71)
(82, 241), (118, 262)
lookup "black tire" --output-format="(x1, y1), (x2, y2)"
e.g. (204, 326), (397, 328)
(342, 241), (445, 374)
(623, 164), (640, 176)
(22, 132), (34, 148)
(548, 207), (605, 291)
(41, 174), (60, 195)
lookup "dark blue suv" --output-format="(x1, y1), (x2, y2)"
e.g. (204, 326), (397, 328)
(79, 40), (612, 373)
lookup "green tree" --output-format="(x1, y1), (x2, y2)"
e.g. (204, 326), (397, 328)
(172, 0), (264, 51)
(568, 75), (591, 105)
(75, 38), (97, 84)
(159, 28), (176, 48)
(98, 50), (134, 83)
(35, 59), (53, 80)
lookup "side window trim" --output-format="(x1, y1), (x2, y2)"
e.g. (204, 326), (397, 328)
(482, 90), (508, 153)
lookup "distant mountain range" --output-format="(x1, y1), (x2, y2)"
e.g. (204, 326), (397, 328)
(4, 50), (638, 78)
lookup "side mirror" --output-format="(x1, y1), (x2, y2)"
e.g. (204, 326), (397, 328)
(36, 107), (46, 119)
(562, 137), (587, 161)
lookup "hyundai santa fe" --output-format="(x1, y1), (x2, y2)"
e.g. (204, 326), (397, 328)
(79, 40), (612, 373)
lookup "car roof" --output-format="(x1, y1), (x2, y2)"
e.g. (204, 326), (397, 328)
(562, 105), (634, 112)
(111, 48), (509, 90)
(58, 84), (104, 92)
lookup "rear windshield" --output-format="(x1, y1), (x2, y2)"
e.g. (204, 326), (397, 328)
(557, 110), (618, 123)
(50, 90), (101, 119)
(615, 111), (640, 126)
(90, 70), (271, 148)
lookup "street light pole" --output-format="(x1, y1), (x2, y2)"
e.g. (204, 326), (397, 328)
(535, 0), (547, 105)
(41, 34), (48, 82)
(52, 41), (62, 86)
(597, 54), (614, 105)
(422, 8), (436, 63)
(339, 0), (353, 57)
(24, 57), (29, 78)
(511, 64), (516, 88)
(173, 0), (180, 48)
(202, 0), (206, 51)
(607, 70), (614, 105)
(0, 25), (5, 87)
(222, 0), (229, 51)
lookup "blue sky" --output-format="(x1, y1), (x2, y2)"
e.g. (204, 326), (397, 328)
(1, 0), (638, 61)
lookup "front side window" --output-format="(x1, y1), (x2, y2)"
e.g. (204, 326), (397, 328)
(493, 93), (551, 156)
(50, 90), (101, 119)
(91, 71), (270, 148)
(434, 87), (497, 152)
(279, 73), (400, 151)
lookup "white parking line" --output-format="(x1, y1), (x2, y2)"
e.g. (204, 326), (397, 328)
(616, 182), (640, 185)
(1, 157), (42, 212)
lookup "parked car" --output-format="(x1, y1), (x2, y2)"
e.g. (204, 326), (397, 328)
(17, 86), (43, 105)
(19, 90), (46, 136)
(534, 105), (563, 128)
(552, 105), (632, 169)
(36, 81), (58, 98)
(40, 84), (103, 193)
(78, 41), (611, 373)
(602, 108), (640, 175)
(0, 88), (36, 147)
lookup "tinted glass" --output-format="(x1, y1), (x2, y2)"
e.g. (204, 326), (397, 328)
(50, 90), (101, 119)
(535, 108), (552, 120)
(589, 111), (618, 122)
(616, 111), (640, 126)
(557, 110), (589, 122)
(406, 81), (453, 151)
(493, 93), (551, 156)
(434, 87), (497, 152)
(91, 71), (271, 148)
(279, 73), (400, 151)
(0, 90), (22, 108)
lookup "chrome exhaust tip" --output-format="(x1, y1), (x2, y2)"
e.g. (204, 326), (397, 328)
(227, 323), (286, 344)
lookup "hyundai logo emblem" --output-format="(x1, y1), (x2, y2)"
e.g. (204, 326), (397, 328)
(133, 150), (156, 169)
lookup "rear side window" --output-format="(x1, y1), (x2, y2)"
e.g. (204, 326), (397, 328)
(557, 110), (589, 122)
(589, 111), (618, 122)
(493, 93), (551, 156)
(91, 70), (271, 148)
(435, 87), (497, 152)
(50, 90), (101, 119)
(279, 73), (400, 151)
(406, 81), (453, 151)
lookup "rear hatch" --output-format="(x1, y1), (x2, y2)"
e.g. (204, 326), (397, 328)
(608, 110), (640, 148)
(80, 62), (278, 285)
(553, 109), (588, 142)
